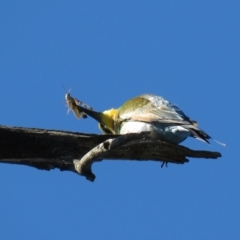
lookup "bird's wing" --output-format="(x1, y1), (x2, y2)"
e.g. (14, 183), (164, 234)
(118, 94), (193, 125)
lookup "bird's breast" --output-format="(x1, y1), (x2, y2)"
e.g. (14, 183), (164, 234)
(118, 121), (190, 144)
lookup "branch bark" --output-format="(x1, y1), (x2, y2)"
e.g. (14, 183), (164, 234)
(0, 125), (221, 182)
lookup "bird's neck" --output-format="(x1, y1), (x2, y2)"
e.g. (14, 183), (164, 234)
(101, 109), (118, 133)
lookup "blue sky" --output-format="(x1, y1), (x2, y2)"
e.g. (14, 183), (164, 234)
(0, 1), (239, 239)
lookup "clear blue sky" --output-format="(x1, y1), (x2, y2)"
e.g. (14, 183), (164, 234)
(0, 1), (239, 240)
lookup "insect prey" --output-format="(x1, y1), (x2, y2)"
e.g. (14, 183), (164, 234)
(62, 84), (92, 119)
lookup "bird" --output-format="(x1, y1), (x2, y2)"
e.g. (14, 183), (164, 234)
(66, 93), (226, 146)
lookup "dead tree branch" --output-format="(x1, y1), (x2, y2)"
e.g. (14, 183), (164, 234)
(0, 125), (221, 182)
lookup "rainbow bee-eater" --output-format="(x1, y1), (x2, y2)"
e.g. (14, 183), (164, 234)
(66, 93), (225, 145)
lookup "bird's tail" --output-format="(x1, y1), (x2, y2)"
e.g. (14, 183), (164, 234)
(183, 124), (227, 146)
(187, 127), (211, 144)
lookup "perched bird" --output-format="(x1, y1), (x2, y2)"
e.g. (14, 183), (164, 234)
(68, 93), (226, 145)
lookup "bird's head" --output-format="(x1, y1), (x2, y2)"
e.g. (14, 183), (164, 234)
(98, 108), (118, 134)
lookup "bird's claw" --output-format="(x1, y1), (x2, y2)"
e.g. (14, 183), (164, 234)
(161, 161), (168, 168)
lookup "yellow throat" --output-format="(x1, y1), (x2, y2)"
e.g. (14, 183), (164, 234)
(100, 108), (118, 133)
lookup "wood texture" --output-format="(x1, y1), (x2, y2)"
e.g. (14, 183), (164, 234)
(0, 125), (221, 182)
